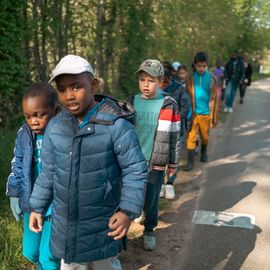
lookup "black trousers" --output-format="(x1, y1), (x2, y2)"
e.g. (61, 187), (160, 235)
(239, 83), (247, 99)
(143, 170), (164, 233)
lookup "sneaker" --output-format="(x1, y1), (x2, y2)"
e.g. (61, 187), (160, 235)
(164, 184), (175, 200)
(134, 211), (145, 224)
(159, 184), (165, 198)
(143, 233), (156, 251)
(228, 107), (233, 113)
(224, 107), (228, 113)
(240, 99), (243, 104)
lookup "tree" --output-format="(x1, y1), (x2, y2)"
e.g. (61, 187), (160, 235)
(117, 0), (154, 97)
(0, 0), (27, 127)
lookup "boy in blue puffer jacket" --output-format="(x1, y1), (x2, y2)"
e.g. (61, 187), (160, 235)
(29, 55), (148, 270)
(6, 83), (60, 269)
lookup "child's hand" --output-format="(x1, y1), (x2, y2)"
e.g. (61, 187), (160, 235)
(210, 118), (217, 129)
(108, 211), (131, 240)
(166, 167), (177, 178)
(29, 212), (43, 233)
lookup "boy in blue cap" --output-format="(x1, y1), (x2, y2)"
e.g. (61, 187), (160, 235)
(29, 55), (148, 270)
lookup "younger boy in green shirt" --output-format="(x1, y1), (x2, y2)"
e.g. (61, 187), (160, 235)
(130, 59), (181, 251)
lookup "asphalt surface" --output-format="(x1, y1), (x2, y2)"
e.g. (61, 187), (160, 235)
(181, 78), (270, 270)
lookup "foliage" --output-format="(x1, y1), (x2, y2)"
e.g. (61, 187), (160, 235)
(252, 72), (270, 81)
(0, 0), (270, 125)
(0, 129), (32, 270)
(117, 1), (154, 97)
(0, 0), (28, 128)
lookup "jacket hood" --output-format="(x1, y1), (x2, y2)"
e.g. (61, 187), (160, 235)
(91, 95), (135, 125)
(59, 95), (135, 125)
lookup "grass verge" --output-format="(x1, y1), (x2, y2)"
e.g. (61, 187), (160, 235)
(252, 72), (270, 81)
(0, 128), (32, 270)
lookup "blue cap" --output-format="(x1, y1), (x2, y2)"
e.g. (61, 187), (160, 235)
(172, 61), (181, 71)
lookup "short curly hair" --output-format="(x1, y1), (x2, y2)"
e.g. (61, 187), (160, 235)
(23, 82), (58, 109)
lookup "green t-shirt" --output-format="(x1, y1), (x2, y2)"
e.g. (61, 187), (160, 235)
(134, 94), (164, 161)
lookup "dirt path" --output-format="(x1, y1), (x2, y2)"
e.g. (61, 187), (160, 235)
(120, 120), (224, 270)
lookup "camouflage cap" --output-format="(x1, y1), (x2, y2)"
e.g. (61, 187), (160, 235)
(136, 59), (164, 77)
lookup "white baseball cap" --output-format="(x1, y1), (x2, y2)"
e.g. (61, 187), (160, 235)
(49, 55), (94, 82)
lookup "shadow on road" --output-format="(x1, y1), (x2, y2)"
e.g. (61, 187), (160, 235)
(180, 224), (262, 270)
(199, 180), (256, 212)
(121, 192), (198, 270)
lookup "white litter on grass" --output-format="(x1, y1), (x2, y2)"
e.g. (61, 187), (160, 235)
(192, 210), (255, 229)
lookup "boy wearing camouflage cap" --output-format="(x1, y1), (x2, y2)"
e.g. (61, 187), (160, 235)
(129, 59), (181, 251)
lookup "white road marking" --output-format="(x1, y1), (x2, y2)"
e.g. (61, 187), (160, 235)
(192, 210), (255, 229)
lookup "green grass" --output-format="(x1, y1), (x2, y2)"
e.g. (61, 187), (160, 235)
(252, 72), (270, 81)
(0, 128), (33, 270)
(159, 198), (172, 211)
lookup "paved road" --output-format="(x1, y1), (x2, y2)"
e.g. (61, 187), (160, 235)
(181, 78), (270, 270)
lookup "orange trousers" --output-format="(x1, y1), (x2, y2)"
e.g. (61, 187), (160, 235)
(187, 114), (210, 150)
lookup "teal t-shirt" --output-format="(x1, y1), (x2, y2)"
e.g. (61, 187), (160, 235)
(133, 94), (164, 161)
(33, 134), (43, 178)
(194, 71), (212, 115)
(33, 135), (52, 216)
(78, 99), (104, 129)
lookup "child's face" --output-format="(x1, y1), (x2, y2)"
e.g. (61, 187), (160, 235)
(55, 73), (98, 122)
(160, 76), (170, 90)
(195, 62), (208, 75)
(178, 69), (188, 81)
(23, 96), (56, 135)
(139, 72), (162, 99)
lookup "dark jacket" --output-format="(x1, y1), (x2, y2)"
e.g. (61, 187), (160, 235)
(164, 79), (190, 119)
(244, 63), (253, 86)
(30, 95), (148, 263)
(162, 79), (191, 135)
(6, 123), (36, 213)
(224, 57), (245, 83)
(130, 93), (181, 170)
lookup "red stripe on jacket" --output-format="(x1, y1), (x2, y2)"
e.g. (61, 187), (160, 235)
(159, 108), (181, 122)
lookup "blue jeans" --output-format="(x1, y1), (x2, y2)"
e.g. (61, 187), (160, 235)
(225, 80), (238, 108)
(23, 213), (60, 270)
(143, 170), (164, 233)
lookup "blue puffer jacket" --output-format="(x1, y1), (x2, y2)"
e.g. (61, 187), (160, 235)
(30, 95), (148, 263)
(6, 123), (36, 213)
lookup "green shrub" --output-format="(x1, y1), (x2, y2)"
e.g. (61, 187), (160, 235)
(0, 128), (32, 269)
